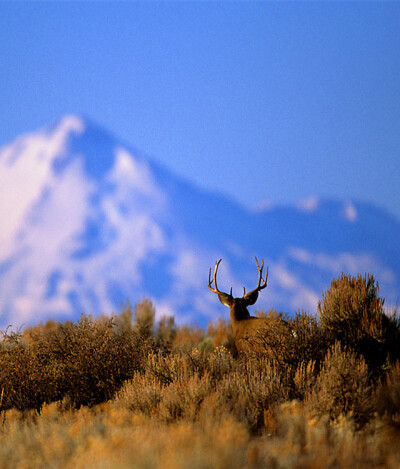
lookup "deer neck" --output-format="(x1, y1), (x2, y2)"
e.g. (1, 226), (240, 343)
(230, 303), (251, 331)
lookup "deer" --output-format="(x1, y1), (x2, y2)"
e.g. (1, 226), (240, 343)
(208, 257), (290, 355)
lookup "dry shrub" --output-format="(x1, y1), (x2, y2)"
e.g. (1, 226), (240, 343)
(130, 299), (159, 368)
(114, 372), (163, 416)
(44, 315), (140, 407)
(242, 311), (293, 367)
(146, 351), (191, 386)
(318, 273), (400, 374)
(155, 315), (177, 351)
(115, 348), (233, 424)
(158, 372), (213, 423)
(376, 361), (400, 419)
(0, 312), (142, 411)
(208, 356), (291, 433)
(114, 347), (285, 433)
(133, 298), (155, 339)
(272, 400), (393, 469)
(171, 325), (205, 351)
(289, 311), (327, 369)
(2, 284), (400, 468)
(2, 278), (400, 465)
(206, 317), (236, 355)
(0, 327), (61, 411)
(293, 359), (317, 400)
(0, 405), (257, 469)
(284, 311), (326, 400)
(145, 346), (234, 387)
(3, 399), (400, 469)
(307, 341), (373, 427)
(319, 273), (384, 338)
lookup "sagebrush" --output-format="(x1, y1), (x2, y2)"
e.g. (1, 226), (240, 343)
(0, 274), (399, 468)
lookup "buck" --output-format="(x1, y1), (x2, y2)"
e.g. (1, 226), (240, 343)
(208, 257), (289, 354)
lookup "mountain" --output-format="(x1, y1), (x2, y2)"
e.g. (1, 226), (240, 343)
(0, 115), (399, 329)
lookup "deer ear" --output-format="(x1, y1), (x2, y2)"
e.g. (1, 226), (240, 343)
(218, 293), (234, 307)
(244, 290), (259, 305)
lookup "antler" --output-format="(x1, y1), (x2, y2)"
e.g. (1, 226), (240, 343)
(243, 257), (268, 299)
(208, 259), (232, 296)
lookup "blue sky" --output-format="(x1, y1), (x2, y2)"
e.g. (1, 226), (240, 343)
(1, 2), (399, 220)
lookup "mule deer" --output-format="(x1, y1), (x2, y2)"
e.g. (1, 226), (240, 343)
(208, 258), (289, 354)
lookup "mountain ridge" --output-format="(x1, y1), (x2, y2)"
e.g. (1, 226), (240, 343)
(0, 115), (398, 328)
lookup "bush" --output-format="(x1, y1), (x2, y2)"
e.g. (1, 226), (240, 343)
(376, 361), (400, 418)
(47, 315), (139, 407)
(206, 317), (236, 355)
(241, 311), (293, 368)
(133, 298), (155, 340)
(155, 315), (177, 351)
(318, 273), (400, 374)
(307, 341), (373, 427)
(214, 357), (290, 433)
(289, 311), (327, 369)
(1, 274), (399, 439)
(0, 327), (60, 411)
(0, 312), (142, 411)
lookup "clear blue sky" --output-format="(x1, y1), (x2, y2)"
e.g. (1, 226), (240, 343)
(1, 2), (399, 219)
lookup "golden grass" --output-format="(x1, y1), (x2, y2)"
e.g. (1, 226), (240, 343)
(1, 399), (400, 469)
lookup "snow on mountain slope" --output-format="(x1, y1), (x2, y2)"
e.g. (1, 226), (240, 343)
(0, 115), (399, 329)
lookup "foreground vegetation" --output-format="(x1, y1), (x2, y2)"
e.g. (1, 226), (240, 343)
(1, 274), (400, 468)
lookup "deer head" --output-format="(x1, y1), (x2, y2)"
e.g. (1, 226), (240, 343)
(209, 258), (291, 355)
(209, 258), (275, 353)
(208, 257), (268, 320)
(208, 257), (288, 353)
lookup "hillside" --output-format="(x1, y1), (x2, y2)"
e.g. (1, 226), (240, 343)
(0, 115), (399, 328)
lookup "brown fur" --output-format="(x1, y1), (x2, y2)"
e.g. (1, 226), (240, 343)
(217, 293), (288, 354)
(209, 258), (288, 354)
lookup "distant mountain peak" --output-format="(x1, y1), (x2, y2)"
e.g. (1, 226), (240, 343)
(0, 117), (399, 329)
(51, 114), (86, 134)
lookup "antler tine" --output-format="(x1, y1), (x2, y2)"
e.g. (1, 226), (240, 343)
(243, 257), (269, 299)
(208, 259), (223, 294)
(254, 256), (265, 286)
(256, 257), (268, 287)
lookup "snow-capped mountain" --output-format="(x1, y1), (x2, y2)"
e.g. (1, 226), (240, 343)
(0, 115), (399, 329)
